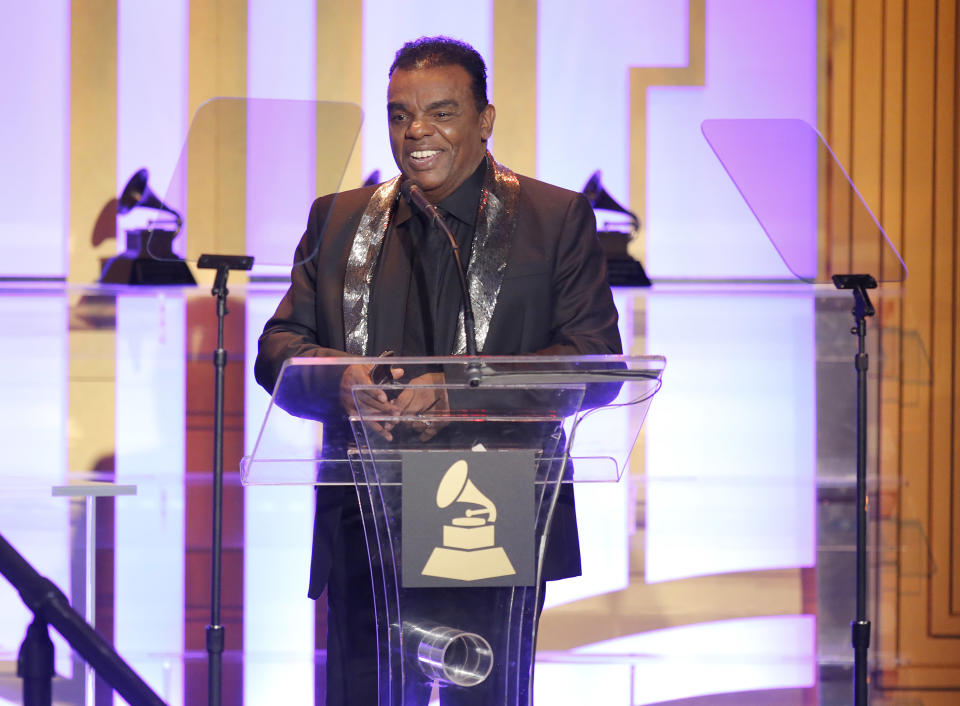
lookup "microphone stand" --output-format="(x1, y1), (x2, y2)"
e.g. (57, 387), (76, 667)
(401, 183), (483, 386)
(832, 273), (876, 706)
(196, 253), (253, 706)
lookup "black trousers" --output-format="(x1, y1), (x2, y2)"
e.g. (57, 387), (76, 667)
(323, 493), (545, 706)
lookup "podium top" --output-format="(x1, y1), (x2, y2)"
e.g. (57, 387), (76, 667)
(242, 354), (664, 485)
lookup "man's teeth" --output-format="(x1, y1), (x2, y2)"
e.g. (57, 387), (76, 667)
(410, 150), (440, 158)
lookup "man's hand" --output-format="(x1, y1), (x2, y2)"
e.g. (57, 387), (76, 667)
(395, 372), (449, 441)
(340, 363), (404, 441)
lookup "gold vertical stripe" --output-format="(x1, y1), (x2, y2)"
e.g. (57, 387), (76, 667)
(877, 0), (908, 668)
(816, 0), (831, 278)
(187, 0), (247, 283)
(68, 1), (117, 474)
(850, 0), (884, 263)
(826, 0), (853, 275)
(69, 0), (117, 285)
(952, 0), (960, 622)
(493, 0), (538, 178)
(880, 0), (906, 274)
(898, 0), (938, 662)
(628, 0), (705, 264)
(188, 0), (247, 117)
(317, 0), (363, 194)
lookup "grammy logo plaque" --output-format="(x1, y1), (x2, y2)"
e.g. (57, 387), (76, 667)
(401, 450), (535, 588)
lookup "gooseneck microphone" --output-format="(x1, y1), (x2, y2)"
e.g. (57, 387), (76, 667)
(400, 180), (483, 386)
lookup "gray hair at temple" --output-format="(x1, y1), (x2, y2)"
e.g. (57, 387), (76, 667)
(389, 36), (489, 112)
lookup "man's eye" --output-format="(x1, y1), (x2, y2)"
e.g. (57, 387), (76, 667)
(390, 114), (406, 123)
(435, 112), (449, 119)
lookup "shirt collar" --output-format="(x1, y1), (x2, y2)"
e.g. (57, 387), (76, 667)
(394, 157), (487, 227)
(437, 158), (486, 226)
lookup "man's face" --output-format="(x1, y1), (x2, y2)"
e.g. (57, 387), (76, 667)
(387, 64), (495, 204)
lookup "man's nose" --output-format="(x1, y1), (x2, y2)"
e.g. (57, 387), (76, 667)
(406, 117), (431, 139)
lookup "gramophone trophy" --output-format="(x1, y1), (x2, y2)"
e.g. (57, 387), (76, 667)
(583, 170), (651, 287)
(100, 168), (196, 285)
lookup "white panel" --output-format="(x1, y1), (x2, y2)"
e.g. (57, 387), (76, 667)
(646, 0), (817, 278)
(116, 0), (188, 253)
(246, 0), (318, 271)
(247, 0), (317, 100)
(361, 0), (493, 184)
(538, 0), (688, 194)
(115, 293), (186, 704)
(244, 288), (315, 705)
(0, 294), (70, 673)
(545, 289), (637, 609)
(0, 4), (69, 276)
(645, 287), (816, 582)
(534, 662), (634, 705)
(572, 615), (816, 704)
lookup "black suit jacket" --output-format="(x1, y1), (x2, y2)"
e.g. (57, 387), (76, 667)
(255, 168), (622, 597)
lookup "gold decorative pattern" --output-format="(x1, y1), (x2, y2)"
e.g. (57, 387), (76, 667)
(68, 1), (117, 475)
(628, 0), (705, 265)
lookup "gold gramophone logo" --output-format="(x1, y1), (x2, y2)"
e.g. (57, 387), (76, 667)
(421, 459), (516, 581)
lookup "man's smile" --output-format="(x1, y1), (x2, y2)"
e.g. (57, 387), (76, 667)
(408, 149), (443, 168)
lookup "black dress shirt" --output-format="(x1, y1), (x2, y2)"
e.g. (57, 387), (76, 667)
(368, 160), (485, 359)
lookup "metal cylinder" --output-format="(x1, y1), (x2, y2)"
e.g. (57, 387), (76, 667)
(408, 623), (493, 687)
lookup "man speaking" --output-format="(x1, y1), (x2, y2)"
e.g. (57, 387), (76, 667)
(255, 36), (621, 705)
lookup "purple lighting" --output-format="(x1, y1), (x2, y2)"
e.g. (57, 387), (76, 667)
(647, 0), (817, 279)
(0, 4), (69, 276)
(703, 118), (906, 283)
(702, 119), (819, 281)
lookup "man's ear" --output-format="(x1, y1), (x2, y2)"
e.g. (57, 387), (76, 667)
(479, 104), (495, 141)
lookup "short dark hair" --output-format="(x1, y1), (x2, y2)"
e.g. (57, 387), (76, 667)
(389, 36), (489, 112)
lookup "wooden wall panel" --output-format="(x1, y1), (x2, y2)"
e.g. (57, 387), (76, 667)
(929, 0), (959, 637)
(825, 0), (854, 276)
(822, 0), (960, 695)
(953, 0), (960, 620)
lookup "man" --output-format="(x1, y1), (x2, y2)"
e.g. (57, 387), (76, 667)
(255, 36), (621, 705)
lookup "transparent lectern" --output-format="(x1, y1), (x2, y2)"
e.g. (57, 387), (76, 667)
(242, 354), (664, 705)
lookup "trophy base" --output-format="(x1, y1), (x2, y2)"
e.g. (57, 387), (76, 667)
(421, 546), (516, 581)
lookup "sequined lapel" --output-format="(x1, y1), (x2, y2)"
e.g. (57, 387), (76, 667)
(453, 153), (520, 354)
(343, 176), (401, 355)
(344, 156), (519, 356)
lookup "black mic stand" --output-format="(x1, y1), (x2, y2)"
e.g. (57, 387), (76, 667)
(832, 273), (876, 706)
(196, 253), (254, 706)
(400, 182), (483, 385)
(435, 214), (483, 386)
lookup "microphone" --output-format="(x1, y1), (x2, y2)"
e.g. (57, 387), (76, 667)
(400, 181), (483, 386)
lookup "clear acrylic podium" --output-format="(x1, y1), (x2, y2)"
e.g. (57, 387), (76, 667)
(242, 354), (664, 705)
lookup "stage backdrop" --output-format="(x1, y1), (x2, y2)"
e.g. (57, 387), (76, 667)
(1, 1), (958, 704)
